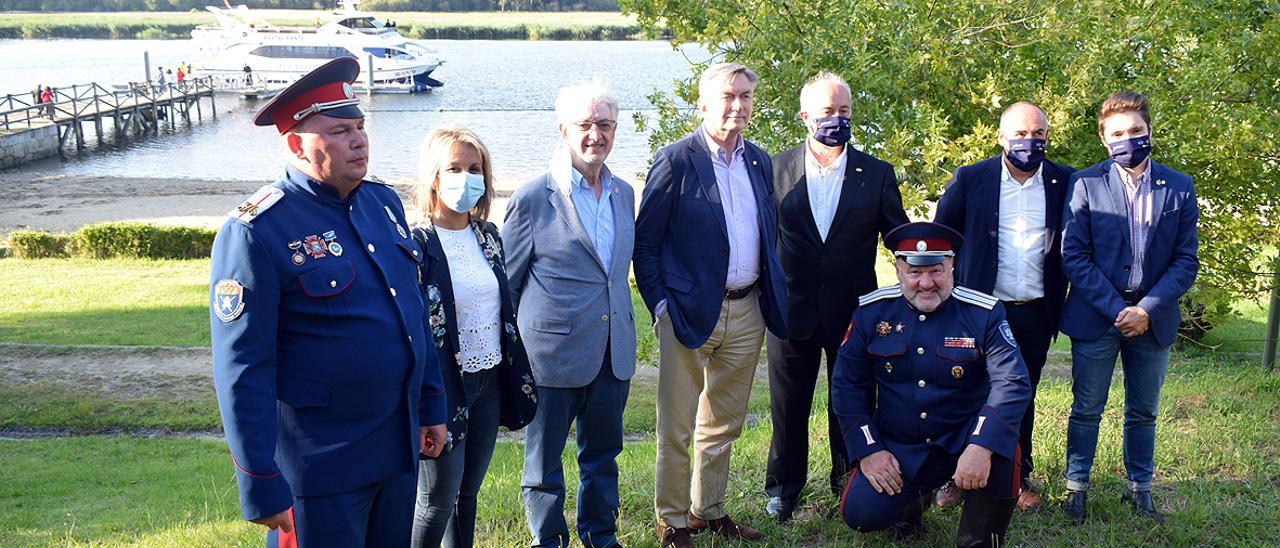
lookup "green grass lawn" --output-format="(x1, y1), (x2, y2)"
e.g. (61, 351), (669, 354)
(3, 355), (1278, 546)
(2, 256), (1279, 545)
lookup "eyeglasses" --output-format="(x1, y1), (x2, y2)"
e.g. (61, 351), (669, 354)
(573, 119), (617, 132)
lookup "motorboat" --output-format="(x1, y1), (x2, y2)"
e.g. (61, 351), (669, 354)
(191, 0), (444, 93)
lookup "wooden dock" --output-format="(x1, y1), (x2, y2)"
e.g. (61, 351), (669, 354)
(0, 78), (216, 157)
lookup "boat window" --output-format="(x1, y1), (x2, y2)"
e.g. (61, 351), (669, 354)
(339, 17), (380, 29)
(249, 45), (353, 59)
(363, 47), (411, 59)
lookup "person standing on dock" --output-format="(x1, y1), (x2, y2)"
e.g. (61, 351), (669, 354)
(209, 57), (448, 547)
(39, 86), (54, 119)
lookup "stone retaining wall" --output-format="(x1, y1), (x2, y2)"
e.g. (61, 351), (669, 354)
(0, 125), (59, 169)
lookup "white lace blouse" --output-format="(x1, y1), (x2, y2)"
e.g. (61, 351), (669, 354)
(436, 225), (502, 373)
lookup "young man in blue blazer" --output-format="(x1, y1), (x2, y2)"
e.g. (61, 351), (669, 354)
(1059, 91), (1199, 523)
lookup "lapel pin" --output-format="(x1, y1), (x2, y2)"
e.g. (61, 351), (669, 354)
(855, 167), (864, 172)
(1051, 179), (1058, 185)
(1156, 179), (1166, 186)
(752, 160), (758, 166)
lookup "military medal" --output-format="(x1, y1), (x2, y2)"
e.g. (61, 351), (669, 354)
(323, 230), (344, 256)
(385, 206), (408, 238)
(287, 240), (305, 266)
(396, 223), (407, 239)
(884, 362), (893, 374)
(943, 336), (976, 349)
(876, 321), (892, 336)
(303, 235), (327, 259)
(895, 322), (904, 333)
(952, 366), (964, 379)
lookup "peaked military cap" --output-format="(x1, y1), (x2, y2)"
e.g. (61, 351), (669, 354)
(253, 57), (363, 133)
(884, 221), (964, 266)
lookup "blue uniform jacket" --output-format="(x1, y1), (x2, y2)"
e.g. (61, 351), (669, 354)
(209, 165), (447, 520)
(634, 130), (788, 348)
(1060, 159), (1199, 347)
(934, 155), (1075, 334)
(831, 286), (1030, 478)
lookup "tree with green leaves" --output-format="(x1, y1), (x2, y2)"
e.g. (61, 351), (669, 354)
(622, 0), (1280, 338)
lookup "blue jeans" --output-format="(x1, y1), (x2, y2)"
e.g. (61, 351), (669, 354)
(521, 364), (629, 548)
(412, 367), (501, 548)
(1065, 328), (1170, 493)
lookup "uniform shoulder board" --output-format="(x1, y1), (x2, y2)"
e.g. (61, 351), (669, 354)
(858, 284), (902, 307)
(228, 185), (284, 224)
(952, 286), (998, 310)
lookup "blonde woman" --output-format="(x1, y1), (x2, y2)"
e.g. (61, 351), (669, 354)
(409, 125), (536, 548)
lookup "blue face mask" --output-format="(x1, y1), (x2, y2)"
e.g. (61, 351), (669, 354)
(437, 171), (486, 214)
(1107, 135), (1152, 169)
(811, 115), (852, 147)
(1004, 138), (1046, 172)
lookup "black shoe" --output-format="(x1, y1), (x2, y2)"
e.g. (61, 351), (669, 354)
(766, 496), (796, 523)
(956, 490), (1018, 547)
(887, 491), (932, 539)
(1122, 490), (1165, 524)
(1063, 490), (1088, 522)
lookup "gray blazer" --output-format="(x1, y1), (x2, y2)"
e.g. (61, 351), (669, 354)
(504, 170), (636, 388)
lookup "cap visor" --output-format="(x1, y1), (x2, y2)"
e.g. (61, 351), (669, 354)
(902, 255), (947, 266)
(320, 104), (364, 119)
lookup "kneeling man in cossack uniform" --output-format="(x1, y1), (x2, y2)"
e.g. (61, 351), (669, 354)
(832, 221), (1030, 547)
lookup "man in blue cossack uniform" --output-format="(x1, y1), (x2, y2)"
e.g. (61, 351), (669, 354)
(832, 222), (1030, 547)
(209, 57), (448, 547)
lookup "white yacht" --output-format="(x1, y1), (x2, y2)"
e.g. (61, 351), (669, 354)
(191, 0), (444, 93)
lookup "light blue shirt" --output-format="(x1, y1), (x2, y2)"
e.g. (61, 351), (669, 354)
(701, 127), (761, 290)
(557, 154), (616, 275)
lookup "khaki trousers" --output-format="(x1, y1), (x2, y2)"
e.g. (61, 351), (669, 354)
(653, 291), (765, 528)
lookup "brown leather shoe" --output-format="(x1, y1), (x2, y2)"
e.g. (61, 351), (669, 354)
(687, 513), (764, 541)
(659, 525), (693, 548)
(935, 480), (963, 508)
(1017, 480), (1043, 511)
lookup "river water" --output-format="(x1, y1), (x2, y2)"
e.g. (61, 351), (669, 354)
(1, 39), (709, 185)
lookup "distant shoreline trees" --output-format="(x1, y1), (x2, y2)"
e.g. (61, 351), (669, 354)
(0, 1), (621, 12)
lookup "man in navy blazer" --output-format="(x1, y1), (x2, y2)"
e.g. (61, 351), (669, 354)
(1060, 91), (1199, 524)
(934, 101), (1074, 510)
(635, 62), (786, 547)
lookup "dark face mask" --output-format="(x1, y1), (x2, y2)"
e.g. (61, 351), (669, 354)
(1004, 138), (1046, 172)
(1107, 135), (1152, 168)
(811, 115), (851, 147)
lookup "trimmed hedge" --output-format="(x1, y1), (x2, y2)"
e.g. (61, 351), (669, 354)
(5, 223), (216, 260)
(7, 230), (71, 259)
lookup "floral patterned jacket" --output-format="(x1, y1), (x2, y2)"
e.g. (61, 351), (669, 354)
(412, 219), (537, 454)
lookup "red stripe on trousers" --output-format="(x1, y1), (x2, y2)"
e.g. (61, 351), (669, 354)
(278, 507), (297, 548)
(838, 464), (861, 520)
(1011, 446), (1022, 498)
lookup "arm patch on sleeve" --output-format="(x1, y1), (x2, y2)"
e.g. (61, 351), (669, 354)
(999, 320), (1018, 348)
(214, 279), (246, 322)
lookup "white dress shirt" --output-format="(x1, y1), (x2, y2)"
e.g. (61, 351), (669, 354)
(803, 142), (847, 242)
(992, 161), (1047, 302)
(703, 128), (760, 291)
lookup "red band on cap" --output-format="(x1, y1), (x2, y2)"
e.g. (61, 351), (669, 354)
(271, 81), (353, 133)
(896, 237), (951, 253)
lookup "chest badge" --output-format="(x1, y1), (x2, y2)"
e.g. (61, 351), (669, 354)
(323, 230), (344, 257)
(884, 362), (893, 374)
(876, 321), (892, 336)
(287, 239), (306, 266)
(895, 322), (905, 333)
(952, 365), (965, 379)
(303, 235), (328, 259)
(943, 336), (976, 349)
(386, 206), (408, 239)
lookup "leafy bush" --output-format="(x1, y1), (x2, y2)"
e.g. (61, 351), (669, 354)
(69, 223), (215, 260)
(7, 230), (71, 259)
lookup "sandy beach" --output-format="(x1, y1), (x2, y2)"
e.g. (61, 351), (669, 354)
(0, 172), (537, 234)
